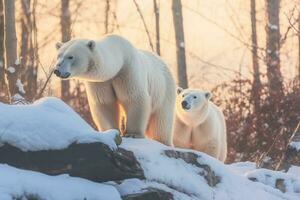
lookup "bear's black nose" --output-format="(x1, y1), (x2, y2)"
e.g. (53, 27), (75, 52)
(54, 69), (61, 77)
(181, 101), (188, 109)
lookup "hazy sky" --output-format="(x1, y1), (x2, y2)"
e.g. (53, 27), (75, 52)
(16, 0), (300, 90)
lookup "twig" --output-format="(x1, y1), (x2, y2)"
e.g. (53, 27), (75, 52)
(281, 7), (297, 47)
(286, 10), (300, 34)
(256, 128), (283, 168)
(112, 11), (121, 33)
(132, 0), (155, 52)
(275, 121), (300, 170)
(35, 69), (54, 100)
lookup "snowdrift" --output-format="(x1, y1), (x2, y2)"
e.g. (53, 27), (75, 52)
(0, 97), (299, 200)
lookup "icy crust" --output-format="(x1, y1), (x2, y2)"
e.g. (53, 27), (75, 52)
(0, 164), (121, 200)
(121, 138), (300, 200)
(0, 97), (119, 151)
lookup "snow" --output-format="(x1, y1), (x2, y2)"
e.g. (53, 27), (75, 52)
(16, 79), (25, 94)
(15, 58), (20, 65)
(11, 93), (25, 104)
(288, 166), (300, 178)
(0, 164), (121, 200)
(0, 97), (119, 151)
(121, 138), (300, 200)
(7, 66), (15, 73)
(268, 23), (278, 30)
(290, 141), (300, 151)
(111, 178), (197, 200)
(245, 169), (300, 193)
(229, 161), (257, 175)
(180, 42), (185, 48)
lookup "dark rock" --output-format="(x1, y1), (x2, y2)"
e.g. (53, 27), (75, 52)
(122, 188), (173, 200)
(164, 150), (221, 187)
(275, 178), (286, 193)
(0, 142), (144, 182)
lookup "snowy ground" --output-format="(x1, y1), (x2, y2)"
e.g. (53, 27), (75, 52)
(0, 97), (299, 200)
(0, 164), (121, 200)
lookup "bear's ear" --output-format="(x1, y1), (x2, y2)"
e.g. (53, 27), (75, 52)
(177, 87), (183, 95)
(56, 42), (63, 50)
(87, 40), (96, 51)
(205, 92), (212, 100)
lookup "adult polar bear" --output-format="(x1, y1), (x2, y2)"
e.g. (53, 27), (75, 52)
(53, 35), (176, 145)
(173, 88), (227, 162)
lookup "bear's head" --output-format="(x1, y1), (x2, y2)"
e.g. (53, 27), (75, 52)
(176, 87), (212, 124)
(54, 39), (97, 80)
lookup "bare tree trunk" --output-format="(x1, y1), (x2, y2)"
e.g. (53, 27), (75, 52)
(30, 0), (38, 99)
(265, 0), (283, 105)
(104, 0), (110, 34)
(60, 0), (71, 102)
(298, 11), (300, 82)
(3, 0), (19, 102)
(172, 0), (188, 88)
(153, 0), (160, 55)
(0, 0), (6, 96)
(250, 0), (261, 114)
(19, 0), (38, 101)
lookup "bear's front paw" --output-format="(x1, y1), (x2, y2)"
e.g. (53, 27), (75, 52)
(124, 133), (145, 138)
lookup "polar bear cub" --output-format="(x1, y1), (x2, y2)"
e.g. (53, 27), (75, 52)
(173, 88), (227, 162)
(53, 35), (176, 146)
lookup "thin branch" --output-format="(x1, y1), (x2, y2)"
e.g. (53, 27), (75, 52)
(132, 0), (154, 52)
(256, 128), (283, 168)
(280, 6), (298, 47)
(35, 69), (54, 100)
(286, 10), (300, 34)
(183, 5), (265, 52)
(275, 121), (300, 170)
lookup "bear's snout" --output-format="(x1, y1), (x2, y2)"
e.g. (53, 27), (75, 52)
(181, 101), (191, 110)
(54, 69), (61, 77)
(53, 69), (71, 79)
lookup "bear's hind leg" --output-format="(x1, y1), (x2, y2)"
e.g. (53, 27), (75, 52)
(147, 106), (174, 146)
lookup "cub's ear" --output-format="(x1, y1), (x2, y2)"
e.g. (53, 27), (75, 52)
(56, 42), (63, 50)
(177, 87), (183, 95)
(87, 40), (96, 50)
(205, 92), (212, 100)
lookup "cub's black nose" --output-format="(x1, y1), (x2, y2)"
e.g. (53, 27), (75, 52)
(181, 101), (188, 109)
(54, 69), (61, 77)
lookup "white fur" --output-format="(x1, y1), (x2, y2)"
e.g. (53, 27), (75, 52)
(173, 88), (227, 162)
(55, 35), (176, 146)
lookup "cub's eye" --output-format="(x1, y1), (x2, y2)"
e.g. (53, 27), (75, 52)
(193, 96), (197, 99)
(67, 56), (74, 59)
(182, 94), (185, 97)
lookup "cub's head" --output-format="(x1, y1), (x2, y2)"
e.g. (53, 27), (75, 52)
(54, 39), (96, 80)
(176, 87), (211, 124)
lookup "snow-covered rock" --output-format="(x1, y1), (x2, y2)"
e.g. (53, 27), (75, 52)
(245, 168), (300, 193)
(121, 139), (300, 200)
(0, 97), (119, 151)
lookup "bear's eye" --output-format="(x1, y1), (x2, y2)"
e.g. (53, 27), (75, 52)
(67, 56), (74, 60)
(193, 96), (197, 99)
